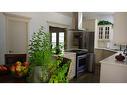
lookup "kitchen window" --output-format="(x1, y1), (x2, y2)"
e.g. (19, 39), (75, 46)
(49, 26), (67, 53)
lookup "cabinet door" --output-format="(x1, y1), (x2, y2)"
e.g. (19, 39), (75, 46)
(104, 26), (110, 40)
(98, 26), (103, 40)
(98, 25), (112, 40)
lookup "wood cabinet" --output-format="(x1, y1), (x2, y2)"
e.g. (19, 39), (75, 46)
(5, 54), (27, 66)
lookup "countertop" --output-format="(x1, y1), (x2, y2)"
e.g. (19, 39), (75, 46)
(95, 48), (118, 53)
(100, 51), (127, 67)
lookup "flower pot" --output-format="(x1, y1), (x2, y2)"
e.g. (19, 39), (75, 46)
(33, 66), (49, 83)
(33, 66), (42, 83)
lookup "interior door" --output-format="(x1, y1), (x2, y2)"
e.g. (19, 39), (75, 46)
(6, 18), (28, 54)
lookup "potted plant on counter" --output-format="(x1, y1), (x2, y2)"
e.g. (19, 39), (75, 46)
(27, 26), (71, 83)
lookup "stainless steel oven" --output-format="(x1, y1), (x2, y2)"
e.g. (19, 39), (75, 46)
(65, 49), (90, 77)
(76, 53), (89, 77)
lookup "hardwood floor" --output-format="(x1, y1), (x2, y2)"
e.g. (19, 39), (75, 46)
(69, 63), (100, 83)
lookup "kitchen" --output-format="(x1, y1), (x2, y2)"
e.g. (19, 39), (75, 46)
(65, 13), (127, 83)
(50, 12), (127, 83)
(54, 12), (115, 82)
(0, 12), (127, 83)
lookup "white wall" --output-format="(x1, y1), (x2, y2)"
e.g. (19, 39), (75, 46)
(97, 15), (114, 23)
(9, 12), (72, 39)
(0, 13), (6, 64)
(114, 12), (127, 45)
(0, 12), (72, 64)
(84, 14), (114, 23)
(83, 19), (96, 31)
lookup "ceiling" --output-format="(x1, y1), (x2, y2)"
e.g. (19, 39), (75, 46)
(59, 12), (114, 19)
(59, 12), (73, 17)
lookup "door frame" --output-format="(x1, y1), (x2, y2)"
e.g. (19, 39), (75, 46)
(4, 13), (31, 53)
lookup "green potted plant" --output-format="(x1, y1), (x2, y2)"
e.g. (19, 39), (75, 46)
(52, 42), (64, 55)
(27, 26), (71, 83)
(98, 20), (113, 25)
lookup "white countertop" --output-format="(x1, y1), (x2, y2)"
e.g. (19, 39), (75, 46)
(95, 48), (118, 53)
(100, 51), (127, 67)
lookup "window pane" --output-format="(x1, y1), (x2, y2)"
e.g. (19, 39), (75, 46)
(59, 32), (64, 42)
(59, 32), (64, 52)
(51, 33), (56, 48)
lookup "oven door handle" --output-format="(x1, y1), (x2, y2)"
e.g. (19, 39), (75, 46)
(77, 54), (89, 60)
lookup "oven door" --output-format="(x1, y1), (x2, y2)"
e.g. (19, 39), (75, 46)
(77, 54), (88, 74)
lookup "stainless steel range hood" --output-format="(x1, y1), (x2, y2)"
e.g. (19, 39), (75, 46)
(70, 12), (85, 31)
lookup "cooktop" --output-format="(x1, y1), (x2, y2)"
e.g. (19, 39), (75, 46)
(65, 49), (88, 55)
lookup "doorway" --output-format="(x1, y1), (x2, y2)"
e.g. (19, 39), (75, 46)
(5, 13), (30, 54)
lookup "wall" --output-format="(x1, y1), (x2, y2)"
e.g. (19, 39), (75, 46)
(97, 15), (114, 23)
(0, 13), (6, 64)
(0, 12), (72, 64)
(9, 12), (72, 39)
(83, 19), (96, 31)
(83, 15), (114, 31)
(114, 12), (127, 45)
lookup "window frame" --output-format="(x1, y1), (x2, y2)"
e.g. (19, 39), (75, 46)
(49, 26), (67, 49)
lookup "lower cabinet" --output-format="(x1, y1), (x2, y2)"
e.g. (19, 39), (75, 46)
(100, 63), (127, 83)
(64, 52), (76, 80)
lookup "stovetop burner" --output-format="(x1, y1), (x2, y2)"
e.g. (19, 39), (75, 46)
(66, 49), (88, 55)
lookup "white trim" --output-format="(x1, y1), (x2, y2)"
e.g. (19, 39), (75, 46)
(3, 12), (31, 22)
(47, 21), (70, 29)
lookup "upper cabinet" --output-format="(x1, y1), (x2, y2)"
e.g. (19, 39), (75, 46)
(98, 25), (113, 41)
(97, 20), (114, 48)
